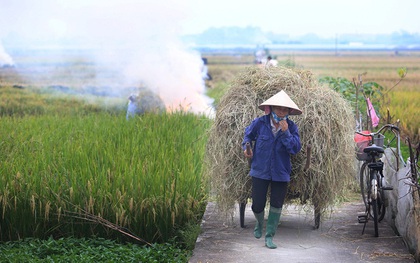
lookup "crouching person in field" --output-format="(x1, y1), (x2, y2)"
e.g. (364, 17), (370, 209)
(126, 89), (166, 120)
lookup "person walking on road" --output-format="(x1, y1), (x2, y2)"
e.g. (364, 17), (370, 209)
(242, 90), (302, 249)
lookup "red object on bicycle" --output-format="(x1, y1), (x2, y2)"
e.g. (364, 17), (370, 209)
(354, 130), (371, 142)
(354, 131), (372, 161)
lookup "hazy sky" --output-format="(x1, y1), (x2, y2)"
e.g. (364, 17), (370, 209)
(1, 0), (419, 43)
(182, 0), (420, 37)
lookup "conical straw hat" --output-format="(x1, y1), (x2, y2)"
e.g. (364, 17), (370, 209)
(258, 90), (302, 115)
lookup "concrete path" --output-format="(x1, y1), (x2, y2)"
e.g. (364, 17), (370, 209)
(189, 199), (414, 263)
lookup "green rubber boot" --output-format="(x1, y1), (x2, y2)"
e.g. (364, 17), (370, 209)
(265, 206), (282, 249)
(253, 211), (265, 239)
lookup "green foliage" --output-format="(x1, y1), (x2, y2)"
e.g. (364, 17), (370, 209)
(318, 76), (384, 125)
(0, 237), (190, 263)
(319, 72), (412, 160)
(174, 223), (202, 251)
(398, 67), (407, 78)
(319, 76), (355, 101)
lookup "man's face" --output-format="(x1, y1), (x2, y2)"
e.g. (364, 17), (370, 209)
(272, 106), (289, 118)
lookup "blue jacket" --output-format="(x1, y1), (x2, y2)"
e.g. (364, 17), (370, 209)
(242, 114), (301, 182)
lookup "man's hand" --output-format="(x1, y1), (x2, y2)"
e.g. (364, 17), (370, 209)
(244, 148), (253, 158)
(244, 142), (253, 158)
(279, 119), (288, 131)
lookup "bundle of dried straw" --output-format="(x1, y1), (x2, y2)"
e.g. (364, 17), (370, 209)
(205, 66), (356, 224)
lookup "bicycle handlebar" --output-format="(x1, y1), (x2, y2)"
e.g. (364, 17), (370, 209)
(376, 124), (400, 134)
(355, 124), (400, 137)
(355, 123), (406, 170)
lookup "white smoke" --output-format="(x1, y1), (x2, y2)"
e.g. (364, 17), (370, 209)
(0, 42), (13, 67)
(0, 0), (214, 117)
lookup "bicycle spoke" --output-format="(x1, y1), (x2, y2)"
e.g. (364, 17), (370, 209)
(372, 198), (379, 237)
(360, 162), (369, 210)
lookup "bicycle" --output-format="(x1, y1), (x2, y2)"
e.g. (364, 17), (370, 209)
(354, 124), (403, 237)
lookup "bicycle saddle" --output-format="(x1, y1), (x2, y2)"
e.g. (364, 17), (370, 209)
(363, 144), (384, 154)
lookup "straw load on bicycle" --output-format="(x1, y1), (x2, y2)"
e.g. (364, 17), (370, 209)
(205, 66), (356, 227)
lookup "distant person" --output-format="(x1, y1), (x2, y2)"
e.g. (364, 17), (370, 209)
(126, 89), (166, 120)
(201, 57), (212, 81)
(242, 90), (302, 249)
(126, 94), (139, 120)
(254, 49), (266, 64)
(266, 56), (278, 67)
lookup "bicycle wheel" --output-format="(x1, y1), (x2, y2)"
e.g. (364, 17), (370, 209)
(372, 196), (379, 237)
(362, 167), (386, 223)
(377, 174), (386, 222)
(359, 162), (369, 210)
(371, 172), (379, 237)
(377, 189), (386, 222)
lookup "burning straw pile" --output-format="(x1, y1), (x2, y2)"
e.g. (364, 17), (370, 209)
(205, 66), (356, 221)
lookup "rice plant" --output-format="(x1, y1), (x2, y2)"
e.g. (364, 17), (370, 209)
(0, 111), (210, 243)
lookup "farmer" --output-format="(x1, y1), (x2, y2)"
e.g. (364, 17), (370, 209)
(242, 90), (302, 249)
(126, 93), (138, 120)
(266, 56), (278, 67)
(201, 57), (212, 81)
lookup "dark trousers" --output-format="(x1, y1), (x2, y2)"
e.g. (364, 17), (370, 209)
(251, 177), (288, 213)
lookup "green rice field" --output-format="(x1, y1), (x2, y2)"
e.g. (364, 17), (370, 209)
(1, 111), (210, 242)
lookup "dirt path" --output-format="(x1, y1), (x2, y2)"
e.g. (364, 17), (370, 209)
(189, 200), (414, 263)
